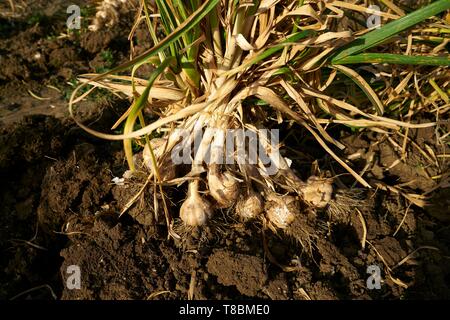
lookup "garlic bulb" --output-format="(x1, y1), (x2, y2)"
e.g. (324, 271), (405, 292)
(300, 176), (333, 208)
(235, 188), (263, 220)
(265, 194), (298, 229)
(207, 164), (240, 208)
(180, 180), (213, 226)
(143, 139), (176, 181)
(143, 138), (167, 165)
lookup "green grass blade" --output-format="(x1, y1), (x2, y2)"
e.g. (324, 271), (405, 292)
(155, 0), (182, 58)
(333, 53), (450, 66)
(332, 65), (385, 115)
(430, 79), (450, 103)
(172, 0), (189, 21)
(331, 0), (450, 63)
(155, 0), (178, 33)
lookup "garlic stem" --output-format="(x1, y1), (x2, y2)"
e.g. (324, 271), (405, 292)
(191, 126), (215, 175)
(257, 128), (306, 191)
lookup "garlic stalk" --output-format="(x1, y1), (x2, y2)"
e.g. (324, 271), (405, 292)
(207, 128), (240, 208)
(191, 125), (215, 175)
(256, 128), (305, 190)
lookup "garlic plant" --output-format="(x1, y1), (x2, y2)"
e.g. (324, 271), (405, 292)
(70, 0), (450, 233)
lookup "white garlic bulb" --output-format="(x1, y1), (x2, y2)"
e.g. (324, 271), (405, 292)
(207, 164), (239, 208)
(300, 176), (333, 208)
(143, 139), (175, 181)
(266, 194), (298, 229)
(235, 188), (263, 220)
(180, 180), (213, 226)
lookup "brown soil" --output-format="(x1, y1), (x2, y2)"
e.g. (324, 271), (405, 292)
(1, 0), (449, 300)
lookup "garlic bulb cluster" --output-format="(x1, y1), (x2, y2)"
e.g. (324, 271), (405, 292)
(180, 180), (213, 227)
(299, 176), (333, 209)
(140, 127), (333, 228)
(265, 194), (299, 229)
(235, 188), (263, 220)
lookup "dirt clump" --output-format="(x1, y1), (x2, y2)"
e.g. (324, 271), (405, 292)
(207, 249), (267, 297)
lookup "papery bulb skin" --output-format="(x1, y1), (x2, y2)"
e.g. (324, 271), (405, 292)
(235, 188), (263, 220)
(300, 176), (333, 208)
(265, 194), (298, 229)
(143, 139), (176, 181)
(180, 180), (213, 227)
(207, 165), (239, 208)
(143, 138), (167, 166)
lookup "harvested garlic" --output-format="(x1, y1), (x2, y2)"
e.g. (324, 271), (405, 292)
(207, 164), (239, 208)
(265, 194), (299, 229)
(180, 180), (213, 226)
(300, 176), (333, 208)
(235, 188), (263, 220)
